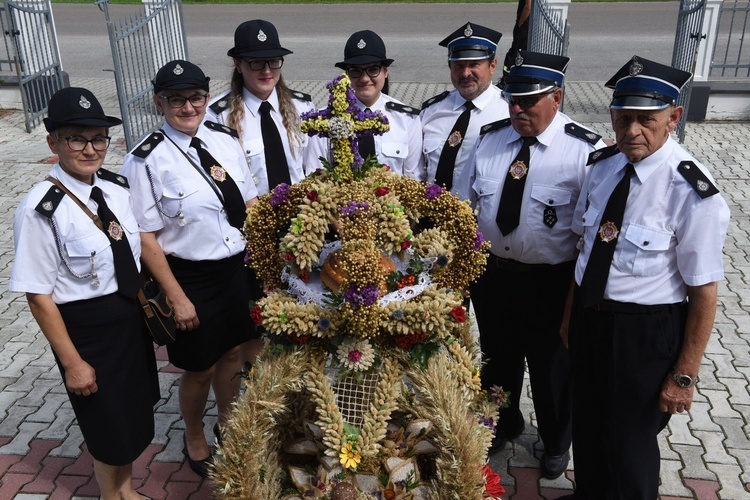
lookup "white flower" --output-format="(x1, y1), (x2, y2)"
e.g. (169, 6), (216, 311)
(336, 339), (375, 371)
(328, 116), (354, 139)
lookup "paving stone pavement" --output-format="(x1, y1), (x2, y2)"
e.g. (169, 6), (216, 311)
(0, 77), (748, 499)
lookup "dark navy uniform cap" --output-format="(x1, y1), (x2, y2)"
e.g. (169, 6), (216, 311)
(335, 30), (394, 69)
(439, 22), (502, 61)
(152, 60), (210, 93)
(503, 50), (569, 96)
(227, 19), (292, 59)
(44, 87), (122, 132)
(606, 56), (691, 110)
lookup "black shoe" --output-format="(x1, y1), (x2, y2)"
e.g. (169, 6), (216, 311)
(489, 420), (525, 454)
(183, 435), (213, 478)
(213, 422), (222, 447)
(540, 451), (570, 479)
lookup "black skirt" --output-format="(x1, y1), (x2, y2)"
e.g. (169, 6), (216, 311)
(166, 253), (256, 372)
(56, 293), (160, 466)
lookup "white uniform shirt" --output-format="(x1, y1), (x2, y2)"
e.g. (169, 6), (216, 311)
(421, 85), (509, 194)
(573, 137), (730, 304)
(462, 113), (604, 265)
(207, 87), (314, 196)
(120, 122), (258, 261)
(304, 93), (425, 181)
(10, 164), (141, 304)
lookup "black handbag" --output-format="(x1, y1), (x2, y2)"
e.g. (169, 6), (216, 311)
(138, 279), (178, 345)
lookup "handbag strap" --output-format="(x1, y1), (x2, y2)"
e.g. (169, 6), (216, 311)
(160, 129), (226, 206)
(46, 176), (104, 231)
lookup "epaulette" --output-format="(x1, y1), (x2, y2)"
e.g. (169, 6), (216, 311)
(209, 92), (231, 115)
(421, 91), (450, 110)
(96, 168), (129, 189)
(34, 184), (65, 219)
(565, 123), (602, 145)
(480, 118), (511, 135)
(131, 132), (164, 159)
(288, 89), (313, 102)
(587, 145), (619, 165)
(677, 161), (719, 199)
(205, 120), (239, 139)
(386, 101), (420, 116)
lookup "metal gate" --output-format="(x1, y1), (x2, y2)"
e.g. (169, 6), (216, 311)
(710, 0), (750, 79)
(1, 0), (65, 132)
(528, 0), (570, 58)
(672, 0), (708, 142)
(96, 0), (188, 150)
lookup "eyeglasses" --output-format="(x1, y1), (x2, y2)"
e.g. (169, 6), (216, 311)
(158, 94), (208, 109)
(502, 91), (553, 109)
(62, 136), (111, 151)
(346, 65), (383, 79)
(243, 58), (284, 71)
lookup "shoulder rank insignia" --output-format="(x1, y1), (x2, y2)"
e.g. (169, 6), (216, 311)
(587, 144), (619, 165)
(288, 89), (313, 102)
(565, 123), (602, 145)
(386, 101), (420, 116)
(677, 160), (719, 199)
(209, 92), (231, 115)
(131, 132), (164, 159)
(421, 90), (450, 110)
(96, 168), (130, 189)
(34, 184), (65, 218)
(205, 120), (239, 138)
(480, 118), (511, 135)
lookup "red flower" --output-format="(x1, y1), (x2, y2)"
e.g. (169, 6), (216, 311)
(482, 464), (505, 498)
(393, 331), (426, 350)
(397, 275), (416, 290)
(290, 332), (310, 343)
(299, 269), (309, 283)
(450, 306), (466, 323)
(382, 164), (391, 171)
(384, 490), (396, 500)
(400, 240), (412, 251)
(250, 305), (263, 325)
(306, 190), (318, 202)
(284, 252), (295, 261)
(375, 187), (390, 197)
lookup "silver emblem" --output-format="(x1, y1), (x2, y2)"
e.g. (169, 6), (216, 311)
(592, 151), (602, 160)
(116, 175), (125, 184)
(258, 29), (267, 42)
(464, 24), (473, 37)
(294, 92), (302, 98)
(223, 125), (231, 133)
(697, 180), (709, 192)
(403, 106), (412, 113)
(79, 96), (91, 109)
(628, 57), (643, 76)
(173, 64), (184, 75)
(42, 201), (53, 211)
(357, 38), (366, 49)
(515, 53), (524, 67)
(218, 99), (227, 109)
(141, 143), (152, 152)
(586, 133), (597, 140)
(482, 124), (491, 133)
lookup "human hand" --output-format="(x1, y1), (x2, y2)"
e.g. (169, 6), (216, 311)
(65, 359), (98, 396)
(172, 295), (200, 331)
(659, 376), (695, 414)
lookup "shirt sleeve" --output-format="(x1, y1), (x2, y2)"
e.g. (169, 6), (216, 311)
(10, 202), (60, 295)
(675, 193), (730, 286)
(120, 154), (166, 233)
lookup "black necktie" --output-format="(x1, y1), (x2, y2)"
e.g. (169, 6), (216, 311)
(434, 100), (474, 191)
(89, 186), (141, 300)
(579, 163), (636, 308)
(496, 136), (537, 236)
(359, 108), (377, 160)
(259, 101), (291, 188)
(190, 137), (246, 230)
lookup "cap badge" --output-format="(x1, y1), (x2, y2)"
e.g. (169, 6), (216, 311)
(464, 24), (473, 37)
(447, 130), (463, 147)
(515, 53), (524, 67)
(628, 57), (643, 76)
(107, 221), (123, 242)
(697, 179), (709, 192)
(509, 160), (528, 180)
(257, 29), (267, 42)
(598, 221), (619, 243)
(42, 201), (53, 212)
(173, 64), (184, 75)
(357, 39), (366, 49)
(79, 95), (91, 109)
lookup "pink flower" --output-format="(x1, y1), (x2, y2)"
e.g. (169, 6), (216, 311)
(284, 252), (295, 261)
(375, 187), (390, 197)
(400, 240), (412, 251)
(348, 350), (362, 363)
(307, 190), (319, 202)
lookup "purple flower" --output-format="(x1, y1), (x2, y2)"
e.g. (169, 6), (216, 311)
(343, 283), (380, 308)
(425, 183), (445, 200)
(339, 201), (370, 218)
(479, 415), (496, 434)
(436, 254), (449, 267)
(474, 230), (485, 251)
(317, 317), (331, 331)
(270, 183), (291, 207)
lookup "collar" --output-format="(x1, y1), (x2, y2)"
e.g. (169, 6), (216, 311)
(162, 121), (204, 150)
(628, 136), (675, 183)
(505, 112), (561, 148)
(451, 84), (499, 112)
(355, 94), (385, 111)
(244, 87), (279, 116)
(51, 163), (97, 202)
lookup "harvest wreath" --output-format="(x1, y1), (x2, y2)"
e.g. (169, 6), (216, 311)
(211, 75), (505, 499)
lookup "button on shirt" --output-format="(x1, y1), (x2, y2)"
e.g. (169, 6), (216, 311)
(304, 93), (425, 181)
(421, 85), (509, 195)
(120, 122), (258, 261)
(207, 87), (314, 196)
(10, 164), (141, 304)
(461, 113), (603, 265)
(572, 137), (730, 304)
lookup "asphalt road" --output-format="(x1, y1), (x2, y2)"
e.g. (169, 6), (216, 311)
(52, 2), (679, 83)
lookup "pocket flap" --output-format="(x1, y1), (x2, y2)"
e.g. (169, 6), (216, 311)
(624, 224), (671, 250)
(243, 138), (265, 157)
(65, 232), (109, 258)
(381, 141), (408, 159)
(472, 176), (500, 197)
(162, 184), (198, 200)
(530, 185), (571, 206)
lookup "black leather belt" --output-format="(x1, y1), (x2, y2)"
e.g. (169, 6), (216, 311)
(586, 299), (684, 314)
(487, 254), (573, 273)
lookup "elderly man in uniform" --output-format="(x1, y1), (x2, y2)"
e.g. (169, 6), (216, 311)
(562, 56), (730, 498)
(458, 50), (604, 479)
(421, 22), (509, 194)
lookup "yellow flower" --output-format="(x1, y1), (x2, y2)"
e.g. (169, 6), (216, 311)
(339, 443), (361, 470)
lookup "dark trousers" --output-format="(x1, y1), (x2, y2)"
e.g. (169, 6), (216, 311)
(471, 257), (574, 455)
(569, 294), (687, 499)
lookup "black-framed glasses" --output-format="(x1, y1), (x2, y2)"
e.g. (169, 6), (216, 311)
(62, 136), (111, 151)
(346, 65), (383, 79)
(502, 91), (552, 109)
(243, 58), (284, 71)
(158, 94), (208, 109)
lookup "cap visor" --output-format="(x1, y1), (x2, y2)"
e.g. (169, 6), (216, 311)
(448, 49), (493, 61)
(610, 95), (670, 110)
(228, 47), (292, 59)
(335, 56), (393, 69)
(503, 82), (556, 96)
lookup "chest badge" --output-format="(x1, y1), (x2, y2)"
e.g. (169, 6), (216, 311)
(210, 165), (227, 182)
(447, 130), (463, 147)
(107, 221), (123, 241)
(509, 160), (528, 180)
(598, 221), (619, 243)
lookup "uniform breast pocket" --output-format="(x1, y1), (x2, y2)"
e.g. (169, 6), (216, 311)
(381, 141), (408, 160)
(528, 185), (572, 230)
(162, 183), (201, 225)
(620, 224), (672, 276)
(64, 231), (110, 275)
(472, 176), (500, 224)
(423, 137), (442, 156)
(243, 138), (266, 184)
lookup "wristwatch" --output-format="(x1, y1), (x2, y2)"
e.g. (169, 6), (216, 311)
(671, 370), (699, 388)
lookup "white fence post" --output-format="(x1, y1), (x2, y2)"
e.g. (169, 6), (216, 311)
(694, 0), (722, 81)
